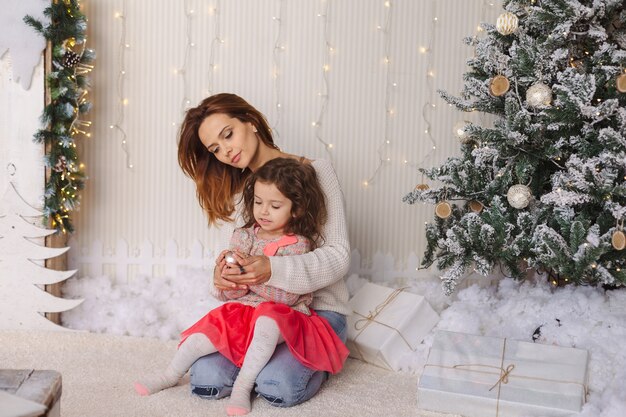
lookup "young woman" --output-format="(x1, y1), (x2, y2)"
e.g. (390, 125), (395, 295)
(176, 93), (351, 407)
(135, 158), (349, 415)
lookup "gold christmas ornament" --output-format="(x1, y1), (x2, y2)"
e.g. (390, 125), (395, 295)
(489, 75), (510, 96)
(435, 201), (452, 219)
(469, 200), (484, 213)
(612, 230), (626, 250)
(526, 82), (553, 107)
(507, 184), (532, 209)
(616, 73), (626, 93)
(414, 183), (430, 191)
(496, 12), (519, 35)
(453, 121), (472, 144)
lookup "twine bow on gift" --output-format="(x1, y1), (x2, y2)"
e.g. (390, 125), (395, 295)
(351, 287), (415, 369)
(450, 339), (516, 417)
(489, 363), (515, 391)
(353, 287), (407, 331)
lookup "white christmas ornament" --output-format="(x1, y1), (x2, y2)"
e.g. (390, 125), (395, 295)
(507, 184), (532, 209)
(496, 12), (518, 35)
(0, 182), (83, 331)
(526, 82), (553, 107)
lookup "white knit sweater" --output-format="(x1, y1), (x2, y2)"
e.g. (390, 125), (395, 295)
(216, 159), (351, 316)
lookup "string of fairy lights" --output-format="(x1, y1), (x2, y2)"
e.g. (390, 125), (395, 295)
(271, 0), (286, 140)
(106, 1), (500, 189)
(312, 0), (334, 157)
(110, 0), (133, 169)
(207, 0), (223, 96)
(176, 0), (195, 115)
(415, 0), (439, 177)
(362, 0), (395, 187)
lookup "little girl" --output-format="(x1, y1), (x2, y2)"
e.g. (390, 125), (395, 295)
(134, 158), (349, 416)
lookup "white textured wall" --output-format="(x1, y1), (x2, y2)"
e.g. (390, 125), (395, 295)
(70, 0), (502, 278)
(0, 55), (44, 212)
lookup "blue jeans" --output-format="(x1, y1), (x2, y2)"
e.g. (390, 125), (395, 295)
(189, 310), (347, 407)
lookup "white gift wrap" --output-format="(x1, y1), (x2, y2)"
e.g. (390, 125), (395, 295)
(418, 331), (589, 417)
(346, 283), (439, 371)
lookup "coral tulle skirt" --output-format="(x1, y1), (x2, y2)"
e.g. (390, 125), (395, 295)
(180, 302), (349, 374)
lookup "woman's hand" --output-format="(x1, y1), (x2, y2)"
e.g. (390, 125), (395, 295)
(219, 251), (271, 288)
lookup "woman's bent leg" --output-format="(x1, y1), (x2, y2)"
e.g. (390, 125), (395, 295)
(255, 310), (347, 407)
(189, 352), (240, 399)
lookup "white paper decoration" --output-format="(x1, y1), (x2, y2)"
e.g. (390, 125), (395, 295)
(526, 82), (553, 107)
(0, 182), (83, 331)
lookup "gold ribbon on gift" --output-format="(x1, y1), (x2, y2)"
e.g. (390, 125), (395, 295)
(351, 287), (414, 369)
(422, 337), (589, 417)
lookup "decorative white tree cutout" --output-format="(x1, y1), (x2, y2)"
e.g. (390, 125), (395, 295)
(0, 181), (83, 331)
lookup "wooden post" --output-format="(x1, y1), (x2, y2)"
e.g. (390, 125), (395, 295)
(43, 35), (65, 325)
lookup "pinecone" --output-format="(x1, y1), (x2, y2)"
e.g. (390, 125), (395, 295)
(62, 51), (80, 68)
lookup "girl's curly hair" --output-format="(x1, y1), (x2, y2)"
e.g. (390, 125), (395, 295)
(241, 158), (327, 247)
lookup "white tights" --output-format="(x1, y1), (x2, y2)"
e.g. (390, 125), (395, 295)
(134, 315), (283, 416)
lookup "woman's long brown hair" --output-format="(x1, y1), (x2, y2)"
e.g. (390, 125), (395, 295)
(178, 93), (278, 225)
(241, 158), (327, 247)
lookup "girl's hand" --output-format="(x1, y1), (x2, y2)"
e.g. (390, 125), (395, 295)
(220, 252), (271, 287)
(213, 249), (246, 290)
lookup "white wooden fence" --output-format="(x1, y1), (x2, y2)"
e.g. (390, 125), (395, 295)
(68, 238), (431, 283)
(69, 238), (511, 293)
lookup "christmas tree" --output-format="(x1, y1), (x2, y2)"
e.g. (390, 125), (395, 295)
(404, 0), (626, 295)
(0, 182), (82, 331)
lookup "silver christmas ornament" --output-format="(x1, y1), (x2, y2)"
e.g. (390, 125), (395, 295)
(507, 184), (532, 209)
(526, 82), (552, 107)
(224, 251), (239, 265)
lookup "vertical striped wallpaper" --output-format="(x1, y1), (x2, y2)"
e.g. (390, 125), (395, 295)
(71, 0), (503, 276)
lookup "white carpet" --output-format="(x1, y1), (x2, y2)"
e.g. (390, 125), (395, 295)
(0, 330), (453, 417)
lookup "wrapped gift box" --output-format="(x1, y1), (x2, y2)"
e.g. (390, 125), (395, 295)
(346, 283), (439, 371)
(418, 330), (589, 417)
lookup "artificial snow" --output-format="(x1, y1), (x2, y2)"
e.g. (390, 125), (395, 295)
(62, 269), (626, 417)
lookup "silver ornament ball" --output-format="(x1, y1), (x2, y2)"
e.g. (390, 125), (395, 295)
(507, 184), (532, 209)
(224, 251), (239, 265)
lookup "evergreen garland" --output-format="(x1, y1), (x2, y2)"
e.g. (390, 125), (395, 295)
(404, 0), (626, 294)
(24, 0), (94, 233)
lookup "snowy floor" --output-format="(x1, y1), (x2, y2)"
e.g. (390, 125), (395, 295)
(62, 268), (626, 417)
